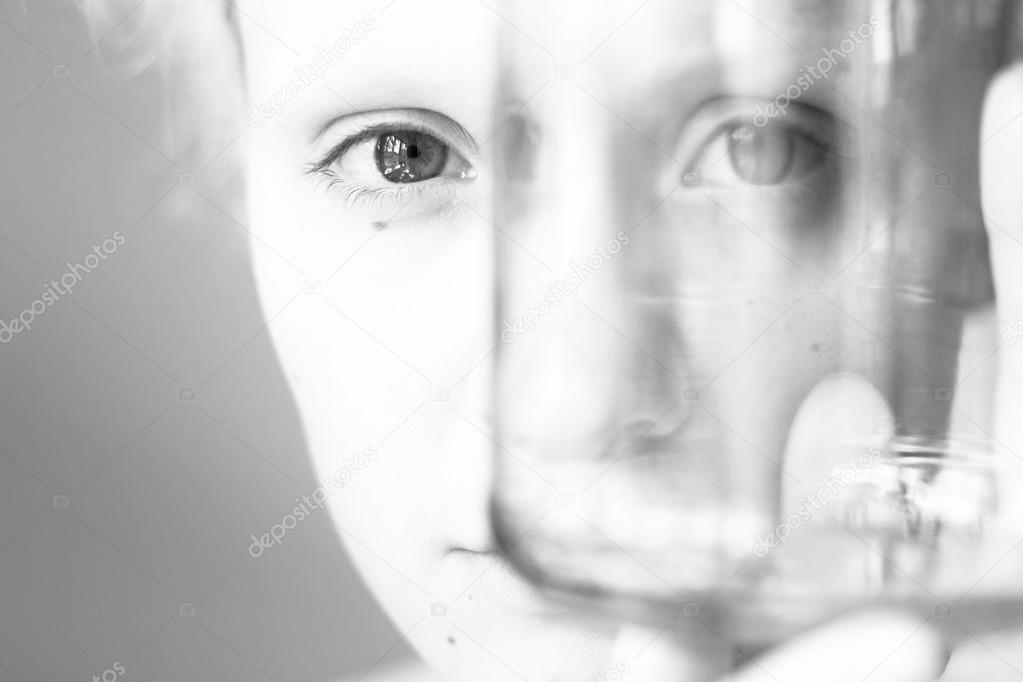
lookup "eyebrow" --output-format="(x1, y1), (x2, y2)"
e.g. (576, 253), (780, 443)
(311, 107), (481, 156)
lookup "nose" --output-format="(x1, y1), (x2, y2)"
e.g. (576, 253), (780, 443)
(494, 85), (691, 481)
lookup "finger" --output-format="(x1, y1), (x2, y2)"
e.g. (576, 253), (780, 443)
(980, 63), (1023, 519)
(942, 629), (1023, 682)
(781, 372), (892, 513)
(981, 63), (1023, 454)
(724, 609), (945, 682)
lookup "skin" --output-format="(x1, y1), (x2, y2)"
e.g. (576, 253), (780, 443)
(228, 0), (1023, 679)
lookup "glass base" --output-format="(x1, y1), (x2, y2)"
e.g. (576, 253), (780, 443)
(493, 436), (1023, 647)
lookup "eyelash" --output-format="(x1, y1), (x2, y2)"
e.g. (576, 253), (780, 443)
(307, 170), (422, 211)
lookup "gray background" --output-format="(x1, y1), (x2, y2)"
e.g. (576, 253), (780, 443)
(0, 3), (407, 680)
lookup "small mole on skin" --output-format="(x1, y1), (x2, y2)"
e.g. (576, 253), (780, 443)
(447, 636), (456, 646)
(810, 343), (821, 352)
(373, 221), (388, 230)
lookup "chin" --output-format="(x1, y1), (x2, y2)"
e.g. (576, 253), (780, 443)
(410, 600), (618, 682)
(391, 553), (619, 682)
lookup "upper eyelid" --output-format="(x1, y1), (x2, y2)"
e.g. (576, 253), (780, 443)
(310, 107), (480, 157)
(310, 123), (441, 173)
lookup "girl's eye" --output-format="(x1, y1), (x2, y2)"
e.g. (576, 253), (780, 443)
(690, 122), (829, 188)
(726, 124), (820, 186)
(312, 124), (475, 194)
(677, 101), (841, 190)
(307, 114), (478, 219)
(376, 130), (449, 184)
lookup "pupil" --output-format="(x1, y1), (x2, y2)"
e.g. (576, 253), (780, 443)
(375, 132), (448, 184)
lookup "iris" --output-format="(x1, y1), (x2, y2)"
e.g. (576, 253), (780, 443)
(375, 131), (449, 183)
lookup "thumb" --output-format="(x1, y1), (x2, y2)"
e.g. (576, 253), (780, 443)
(724, 609), (946, 682)
(610, 609), (945, 682)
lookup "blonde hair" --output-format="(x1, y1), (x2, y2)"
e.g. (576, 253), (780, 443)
(76, 0), (245, 165)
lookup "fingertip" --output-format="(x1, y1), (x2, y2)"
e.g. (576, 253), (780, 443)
(985, 61), (1023, 117)
(981, 61), (1023, 226)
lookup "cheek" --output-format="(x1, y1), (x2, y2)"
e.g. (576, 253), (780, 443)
(280, 225), (496, 519)
(248, 205), (496, 461)
(245, 128), (496, 382)
(245, 138), (497, 548)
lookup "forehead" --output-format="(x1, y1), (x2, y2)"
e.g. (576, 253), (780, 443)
(235, 0), (853, 138)
(235, 0), (846, 49)
(235, 0), (848, 82)
(237, 0), (500, 89)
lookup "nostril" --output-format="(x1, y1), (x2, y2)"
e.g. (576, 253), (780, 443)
(617, 394), (692, 449)
(617, 419), (656, 447)
(647, 398), (693, 437)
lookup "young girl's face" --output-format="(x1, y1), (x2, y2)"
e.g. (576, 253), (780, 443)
(237, 0), (874, 678)
(239, 3), (618, 678)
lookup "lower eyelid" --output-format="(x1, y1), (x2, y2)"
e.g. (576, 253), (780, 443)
(313, 168), (469, 218)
